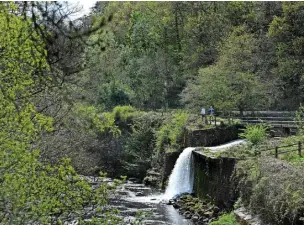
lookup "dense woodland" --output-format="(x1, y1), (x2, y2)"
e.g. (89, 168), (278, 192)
(0, 1), (303, 224)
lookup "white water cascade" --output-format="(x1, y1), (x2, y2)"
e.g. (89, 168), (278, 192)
(164, 147), (196, 200)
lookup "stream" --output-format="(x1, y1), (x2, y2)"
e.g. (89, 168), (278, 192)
(111, 180), (193, 225)
(74, 140), (247, 224)
(109, 140), (246, 224)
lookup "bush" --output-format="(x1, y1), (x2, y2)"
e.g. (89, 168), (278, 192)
(239, 123), (269, 145)
(155, 111), (189, 154)
(124, 119), (155, 175)
(100, 105), (139, 133)
(113, 105), (137, 122)
(210, 213), (238, 225)
(235, 158), (304, 225)
(73, 103), (119, 136)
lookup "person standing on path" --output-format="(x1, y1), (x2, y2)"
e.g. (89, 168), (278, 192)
(208, 106), (214, 124)
(208, 106), (214, 116)
(201, 107), (208, 124)
(200, 107), (206, 121)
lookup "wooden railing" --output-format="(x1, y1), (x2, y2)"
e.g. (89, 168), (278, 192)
(237, 141), (303, 160)
(217, 111), (301, 129)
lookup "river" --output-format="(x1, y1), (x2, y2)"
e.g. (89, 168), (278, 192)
(110, 181), (193, 225)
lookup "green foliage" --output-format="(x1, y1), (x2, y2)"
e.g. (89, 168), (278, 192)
(210, 213), (238, 225)
(124, 118), (155, 164)
(84, 2), (303, 112)
(268, 2), (304, 108)
(72, 103), (120, 136)
(156, 111), (189, 154)
(295, 105), (304, 135)
(216, 144), (256, 159)
(0, 4), (123, 224)
(235, 158), (304, 225)
(239, 123), (269, 145)
(181, 26), (268, 113)
(112, 105), (137, 122)
(279, 134), (304, 166)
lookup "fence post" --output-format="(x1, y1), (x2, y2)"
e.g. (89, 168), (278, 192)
(275, 146), (278, 158)
(214, 116), (217, 126)
(298, 141), (302, 157)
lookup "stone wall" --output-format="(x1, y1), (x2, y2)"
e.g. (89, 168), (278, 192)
(192, 151), (238, 209)
(186, 125), (243, 147)
(161, 151), (181, 189)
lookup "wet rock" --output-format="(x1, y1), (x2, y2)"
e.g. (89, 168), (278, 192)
(65, 220), (78, 225)
(173, 203), (180, 209)
(128, 177), (141, 183)
(191, 214), (200, 222)
(103, 178), (113, 182)
(202, 218), (209, 223)
(170, 194), (228, 224)
(183, 211), (192, 219)
(179, 208), (185, 214)
(203, 211), (213, 218)
(117, 190), (129, 196)
(166, 199), (175, 205)
(208, 217), (217, 223)
(135, 191), (144, 196)
(213, 206), (220, 214)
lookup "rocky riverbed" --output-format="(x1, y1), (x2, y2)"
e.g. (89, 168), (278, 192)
(63, 176), (194, 224)
(63, 176), (226, 225)
(112, 178), (194, 224)
(167, 194), (222, 225)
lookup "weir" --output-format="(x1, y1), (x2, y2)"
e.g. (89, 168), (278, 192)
(164, 147), (195, 200)
(163, 140), (246, 207)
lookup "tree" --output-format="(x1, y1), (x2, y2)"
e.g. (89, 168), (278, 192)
(268, 2), (304, 109)
(0, 3), (121, 224)
(181, 27), (268, 114)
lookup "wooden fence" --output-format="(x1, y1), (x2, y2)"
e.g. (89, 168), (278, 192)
(260, 141), (302, 158)
(218, 111), (300, 129)
(237, 141), (303, 160)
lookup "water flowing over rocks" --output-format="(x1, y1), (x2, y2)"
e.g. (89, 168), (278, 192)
(65, 140), (249, 225)
(112, 180), (194, 224)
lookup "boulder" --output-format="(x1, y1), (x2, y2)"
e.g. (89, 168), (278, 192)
(191, 214), (200, 222)
(135, 191), (144, 196)
(173, 203), (180, 209)
(183, 211), (192, 219)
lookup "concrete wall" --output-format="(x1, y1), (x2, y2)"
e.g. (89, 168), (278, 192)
(161, 125), (242, 188)
(192, 151), (238, 209)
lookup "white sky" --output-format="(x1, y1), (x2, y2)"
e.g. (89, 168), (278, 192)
(77, 0), (97, 15)
(67, 0), (97, 19)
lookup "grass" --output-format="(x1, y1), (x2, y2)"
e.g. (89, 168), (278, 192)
(210, 213), (239, 225)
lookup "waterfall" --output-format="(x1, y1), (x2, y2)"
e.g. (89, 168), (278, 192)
(164, 147), (195, 200)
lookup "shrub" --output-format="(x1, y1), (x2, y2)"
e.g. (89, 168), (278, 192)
(113, 105), (137, 122)
(124, 119), (155, 164)
(235, 158), (304, 225)
(239, 123), (269, 145)
(155, 111), (189, 154)
(73, 103), (120, 136)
